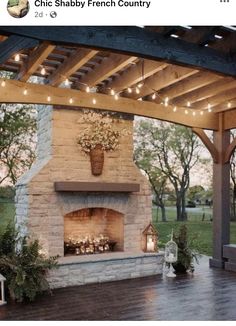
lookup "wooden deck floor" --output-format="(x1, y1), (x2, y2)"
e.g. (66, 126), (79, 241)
(0, 256), (236, 321)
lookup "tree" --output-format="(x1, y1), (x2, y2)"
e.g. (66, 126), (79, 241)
(134, 119), (202, 221)
(0, 104), (36, 185)
(134, 144), (168, 222)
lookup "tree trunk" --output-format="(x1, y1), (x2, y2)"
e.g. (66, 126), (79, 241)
(160, 205), (167, 222)
(176, 195), (182, 221)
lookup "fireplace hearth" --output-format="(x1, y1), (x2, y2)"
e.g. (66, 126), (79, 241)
(15, 106), (164, 288)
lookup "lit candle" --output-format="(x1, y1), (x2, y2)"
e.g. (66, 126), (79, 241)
(147, 238), (155, 251)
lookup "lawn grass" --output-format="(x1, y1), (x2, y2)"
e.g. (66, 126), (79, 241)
(153, 206), (236, 256)
(0, 200), (15, 230)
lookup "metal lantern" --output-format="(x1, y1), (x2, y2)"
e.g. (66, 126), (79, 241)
(165, 230), (178, 277)
(143, 223), (158, 253)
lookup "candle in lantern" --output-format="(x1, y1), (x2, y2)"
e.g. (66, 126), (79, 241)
(147, 238), (155, 251)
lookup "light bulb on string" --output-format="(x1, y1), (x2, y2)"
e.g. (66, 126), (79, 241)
(14, 54), (20, 62)
(164, 97), (169, 107)
(110, 89), (115, 96)
(23, 89), (28, 95)
(65, 79), (70, 86)
(41, 67), (46, 76)
(92, 98), (97, 105)
(228, 102), (232, 108)
(207, 103), (212, 112)
(200, 111), (204, 116)
(192, 111), (196, 116)
(138, 82), (143, 88)
(135, 87), (140, 94)
(69, 98), (73, 104)
(114, 94), (119, 100)
(152, 93), (156, 100)
(187, 101), (191, 107)
(86, 86), (90, 93)
(173, 106), (177, 112)
(185, 109), (188, 115)
(47, 96), (51, 102)
(1, 80), (6, 87)
(127, 87), (132, 94)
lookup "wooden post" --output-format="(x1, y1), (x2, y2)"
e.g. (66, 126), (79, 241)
(210, 113), (230, 268)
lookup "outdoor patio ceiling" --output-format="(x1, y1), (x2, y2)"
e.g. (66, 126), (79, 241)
(1, 25), (236, 270)
(0, 26), (236, 131)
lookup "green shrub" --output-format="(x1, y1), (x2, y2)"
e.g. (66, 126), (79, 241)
(172, 224), (200, 273)
(0, 224), (58, 302)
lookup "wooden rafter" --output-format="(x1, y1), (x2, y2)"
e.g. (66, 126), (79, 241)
(192, 88), (236, 110)
(0, 78), (218, 130)
(17, 41), (56, 82)
(214, 99), (236, 113)
(77, 53), (137, 88)
(129, 65), (198, 100)
(101, 59), (168, 93)
(0, 34), (38, 65)
(173, 78), (236, 106)
(0, 26), (236, 77)
(156, 72), (222, 103)
(47, 48), (98, 86)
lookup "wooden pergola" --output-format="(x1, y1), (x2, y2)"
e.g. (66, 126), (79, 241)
(1, 26), (236, 270)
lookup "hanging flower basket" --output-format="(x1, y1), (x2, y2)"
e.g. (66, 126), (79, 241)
(89, 144), (104, 176)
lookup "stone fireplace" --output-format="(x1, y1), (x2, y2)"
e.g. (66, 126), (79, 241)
(15, 105), (164, 288)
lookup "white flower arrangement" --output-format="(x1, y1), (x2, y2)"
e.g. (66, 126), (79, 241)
(77, 110), (129, 153)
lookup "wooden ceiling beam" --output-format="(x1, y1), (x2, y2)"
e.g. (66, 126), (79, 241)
(101, 59), (168, 93)
(17, 41), (56, 82)
(156, 72), (222, 103)
(173, 78), (236, 106)
(0, 78), (218, 130)
(129, 65), (198, 100)
(0, 26), (235, 77)
(192, 88), (236, 110)
(47, 48), (98, 86)
(214, 99), (236, 113)
(0, 34), (38, 65)
(77, 53), (137, 88)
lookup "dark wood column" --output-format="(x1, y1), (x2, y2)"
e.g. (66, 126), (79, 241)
(210, 114), (230, 268)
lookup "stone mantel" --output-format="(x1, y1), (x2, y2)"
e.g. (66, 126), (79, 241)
(54, 182), (140, 193)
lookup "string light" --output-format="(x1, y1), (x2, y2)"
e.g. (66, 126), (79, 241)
(138, 82), (143, 88)
(114, 94), (119, 100)
(110, 89), (115, 96)
(207, 103), (212, 112)
(1, 80), (6, 87)
(228, 102), (232, 108)
(185, 109), (189, 115)
(200, 111), (204, 115)
(14, 54), (20, 62)
(173, 106), (177, 112)
(127, 87), (132, 94)
(23, 89), (28, 95)
(69, 98), (73, 104)
(164, 97), (169, 107)
(187, 101), (191, 107)
(41, 67), (46, 76)
(86, 86), (90, 93)
(135, 87), (140, 94)
(47, 96), (51, 102)
(92, 98), (96, 105)
(65, 79), (70, 86)
(192, 111), (196, 116)
(152, 93), (156, 100)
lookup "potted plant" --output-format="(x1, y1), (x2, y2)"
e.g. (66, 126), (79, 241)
(172, 224), (200, 273)
(77, 110), (129, 176)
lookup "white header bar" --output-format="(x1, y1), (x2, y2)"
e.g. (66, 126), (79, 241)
(0, 0), (235, 25)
